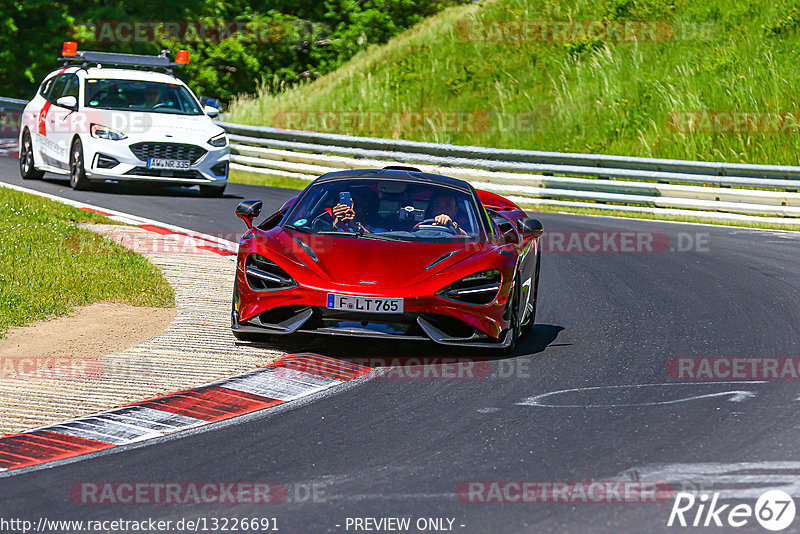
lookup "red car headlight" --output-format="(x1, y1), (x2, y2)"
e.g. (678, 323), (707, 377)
(436, 269), (502, 305)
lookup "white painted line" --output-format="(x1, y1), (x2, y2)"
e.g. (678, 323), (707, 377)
(517, 382), (767, 408)
(615, 462), (800, 499)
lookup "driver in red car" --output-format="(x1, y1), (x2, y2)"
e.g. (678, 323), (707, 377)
(426, 191), (468, 235)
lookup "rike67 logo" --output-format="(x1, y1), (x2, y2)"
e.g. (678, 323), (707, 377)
(668, 490), (796, 531)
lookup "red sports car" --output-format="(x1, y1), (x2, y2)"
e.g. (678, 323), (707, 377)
(232, 167), (543, 351)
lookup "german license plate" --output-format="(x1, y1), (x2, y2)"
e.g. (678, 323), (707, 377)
(147, 158), (190, 169)
(326, 294), (403, 314)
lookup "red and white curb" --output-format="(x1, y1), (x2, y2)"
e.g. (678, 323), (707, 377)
(0, 182), (276, 433)
(0, 183), (373, 472)
(0, 181), (238, 256)
(0, 354), (372, 472)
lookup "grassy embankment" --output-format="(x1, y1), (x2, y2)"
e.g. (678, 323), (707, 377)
(227, 0), (800, 229)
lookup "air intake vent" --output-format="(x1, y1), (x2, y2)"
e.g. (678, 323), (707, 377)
(245, 254), (296, 291)
(95, 154), (119, 169)
(211, 161), (228, 177)
(437, 269), (501, 305)
(130, 142), (207, 164)
(124, 167), (203, 179)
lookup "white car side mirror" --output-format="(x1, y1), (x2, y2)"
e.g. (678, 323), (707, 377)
(56, 95), (78, 110)
(203, 105), (220, 118)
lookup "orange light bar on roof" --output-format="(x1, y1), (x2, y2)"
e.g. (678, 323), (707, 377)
(62, 42), (78, 57)
(175, 50), (190, 65)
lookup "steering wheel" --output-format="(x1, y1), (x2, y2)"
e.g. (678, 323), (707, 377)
(151, 103), (168, 110)
(413, 218), (457, 235)
(311, 211), (334, 230)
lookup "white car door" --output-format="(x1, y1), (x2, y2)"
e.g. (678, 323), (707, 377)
(47, 73), (81, 170)
(24, 75), (55, 165)
(36, 73), (71, 170)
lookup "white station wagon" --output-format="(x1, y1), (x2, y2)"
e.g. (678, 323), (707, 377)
(19, 43), (229, 196)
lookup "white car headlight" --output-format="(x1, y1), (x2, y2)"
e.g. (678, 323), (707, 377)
(208, 132), (228, 147)
(90, 124), (127, 141)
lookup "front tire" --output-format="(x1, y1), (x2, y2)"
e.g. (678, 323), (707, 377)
(522, 252), (541, 333)
(19, 130), (44, 180)
(501, 281), (522, 355)
(69, 138), (91, 191)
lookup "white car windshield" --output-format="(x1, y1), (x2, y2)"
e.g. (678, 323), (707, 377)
(84, 79), (202, 115)
(283, 179), (483, 242)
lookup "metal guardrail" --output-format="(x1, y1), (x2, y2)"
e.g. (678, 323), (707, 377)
(1, 98), (795, 224)
(0, 97), (27, 107)
(0, 97), (25, 141)
(218, 122), (800, 182)
(218, 121), (800, 226)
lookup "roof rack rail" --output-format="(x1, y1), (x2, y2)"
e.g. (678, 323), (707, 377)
(59, 45), (189, 74)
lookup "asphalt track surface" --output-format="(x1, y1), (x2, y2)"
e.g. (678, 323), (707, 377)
(2, 155), (800, 533)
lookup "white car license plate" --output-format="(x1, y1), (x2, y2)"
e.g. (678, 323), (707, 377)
(147, 158), (190, 170)
(327, 294), (403, 314)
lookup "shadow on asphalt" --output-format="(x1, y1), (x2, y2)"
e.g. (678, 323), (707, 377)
(234, 323), (564, 369)
(39, 176), (244, 199)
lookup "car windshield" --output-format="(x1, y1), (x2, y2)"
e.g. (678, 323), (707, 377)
(283, 178), (483, 242)
(84, 79), (202, 115)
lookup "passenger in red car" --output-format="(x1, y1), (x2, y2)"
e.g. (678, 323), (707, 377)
(332, 188), (387, 232)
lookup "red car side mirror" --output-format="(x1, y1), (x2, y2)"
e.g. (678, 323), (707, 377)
(518, 217), (544, 239)
(236, 200), (262, 229)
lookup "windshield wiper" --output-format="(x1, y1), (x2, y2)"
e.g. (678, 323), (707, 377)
(315, 230), (367, 238)
(357, 233), (405, 241)
(284, 224), (313, 234)
(316, 228), (402, 240)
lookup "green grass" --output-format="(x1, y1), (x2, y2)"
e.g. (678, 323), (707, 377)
(0, 188), (174, 336)
(227, 0), (800, 166)
(229, 168), (312, 191)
